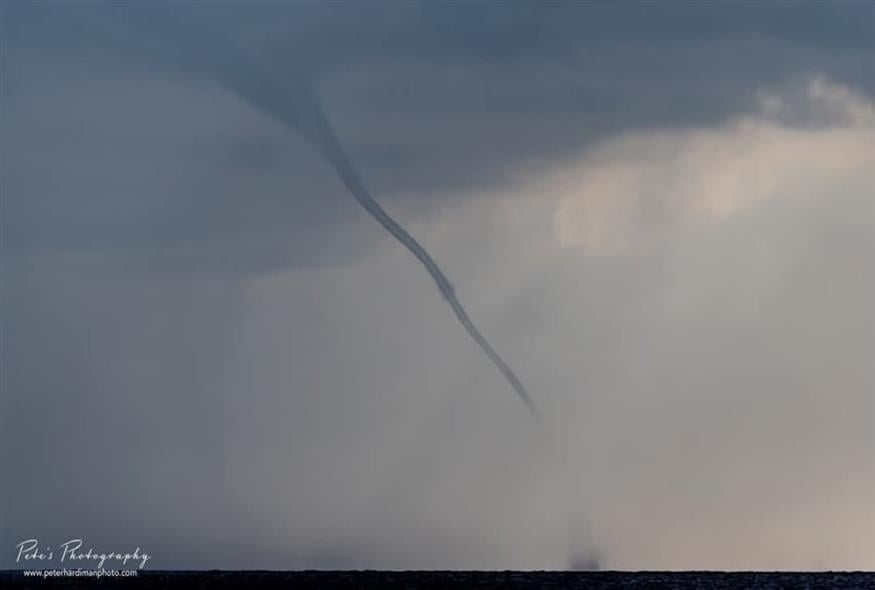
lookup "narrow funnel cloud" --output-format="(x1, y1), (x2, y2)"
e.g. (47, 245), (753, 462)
(287, 88), (541, 420)
(118, 5), (540, 419)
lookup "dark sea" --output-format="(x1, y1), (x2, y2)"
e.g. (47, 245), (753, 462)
(2, 570), (874, 589)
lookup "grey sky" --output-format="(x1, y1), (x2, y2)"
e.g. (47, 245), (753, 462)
(1, 0), (873, 570)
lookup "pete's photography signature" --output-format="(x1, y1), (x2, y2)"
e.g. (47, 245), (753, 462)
(15, 539), (151, 570)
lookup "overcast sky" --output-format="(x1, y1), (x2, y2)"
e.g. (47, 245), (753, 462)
(1, 0), (873, 570)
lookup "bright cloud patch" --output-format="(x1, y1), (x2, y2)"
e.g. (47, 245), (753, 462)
(551, 79), (875, 253)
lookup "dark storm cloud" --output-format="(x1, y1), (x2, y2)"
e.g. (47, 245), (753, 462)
(1, 0), (872, 266)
